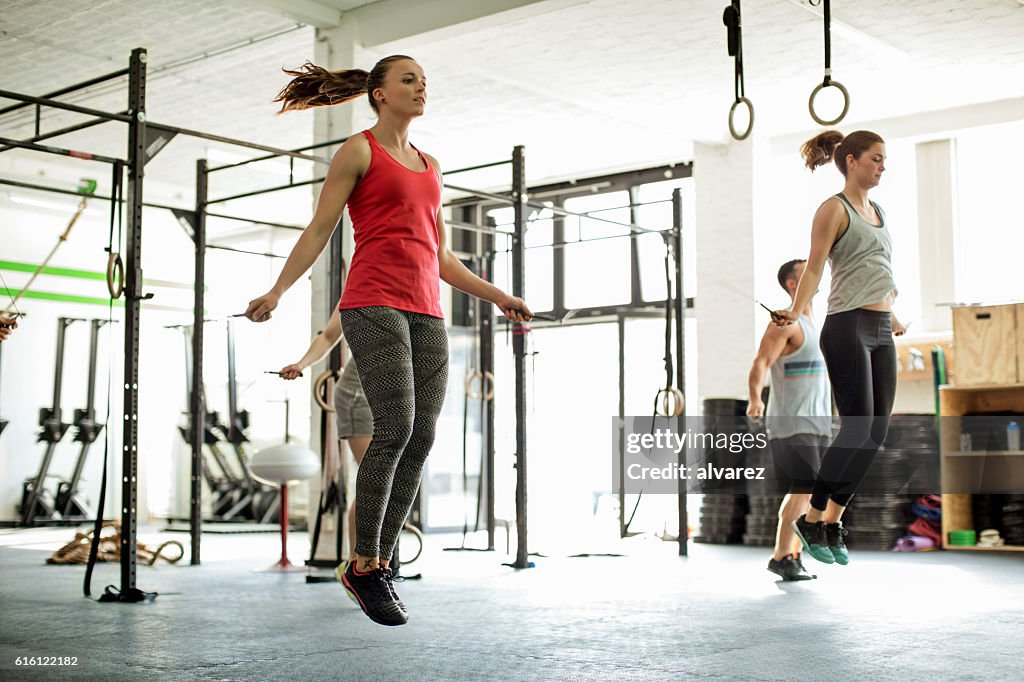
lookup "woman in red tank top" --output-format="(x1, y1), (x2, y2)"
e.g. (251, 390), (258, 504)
(244, 56), (531, 626)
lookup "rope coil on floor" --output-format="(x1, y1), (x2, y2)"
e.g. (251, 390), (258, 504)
(723, 0), (754, 141)
(808, 0), (850, 126)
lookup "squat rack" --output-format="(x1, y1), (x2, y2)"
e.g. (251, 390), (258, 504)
(443, 156), (692, 563)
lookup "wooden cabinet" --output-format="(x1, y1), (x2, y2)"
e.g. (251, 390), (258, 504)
(940, 383), (1024, 552)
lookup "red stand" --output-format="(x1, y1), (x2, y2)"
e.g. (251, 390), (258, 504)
(258, 483), (306, 573)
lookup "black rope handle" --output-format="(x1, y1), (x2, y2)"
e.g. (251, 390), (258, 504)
(723, 1), (754, 140)
(808, 0), (849, 126)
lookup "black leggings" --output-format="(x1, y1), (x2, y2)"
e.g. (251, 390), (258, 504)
(339, 306), (449, 560)
(811, 309), (898, 511)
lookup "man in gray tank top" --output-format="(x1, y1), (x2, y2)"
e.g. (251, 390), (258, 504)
(747, 259), (832, 581)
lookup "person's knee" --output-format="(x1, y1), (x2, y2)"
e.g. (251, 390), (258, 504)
(371, 416), (414, 455)
(834, 418), (873, 449)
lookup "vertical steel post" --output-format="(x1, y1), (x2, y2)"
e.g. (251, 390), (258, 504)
(511, 146), (529, 569)
(190, 158), (207, 565)
(120, 47), (147, 592)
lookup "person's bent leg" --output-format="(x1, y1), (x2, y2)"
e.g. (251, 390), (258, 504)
(345, 435), (372, 561)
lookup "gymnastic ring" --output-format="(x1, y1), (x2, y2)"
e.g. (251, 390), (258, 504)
(728, 97), (754, 141)
(313, 369), (338, 413)
(105, 251), (124, 299)
(808, 80), (850, 126)
(465, 370), (495, 401)
(655, 387), (685, 417)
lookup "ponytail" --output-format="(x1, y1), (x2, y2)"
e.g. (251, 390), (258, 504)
(274, 55), (416, 115)
(274, 62), (369, 114)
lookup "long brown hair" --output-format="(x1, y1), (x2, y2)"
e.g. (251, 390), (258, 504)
(801, 130), (884, 176)
(274, 55), (415, 114)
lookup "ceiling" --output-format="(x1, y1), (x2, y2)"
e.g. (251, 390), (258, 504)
(1, 0), (1022, 208)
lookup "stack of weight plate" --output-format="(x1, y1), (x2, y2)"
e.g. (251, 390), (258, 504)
(843, 494), (914, 550)
(694, 494), (748, 544)
(885, 414), (940, 494)
(743, 495), (784, 546)
(1002, 494), (1024, 546)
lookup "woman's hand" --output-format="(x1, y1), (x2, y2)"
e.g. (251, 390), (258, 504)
(278, 363), (304, 380)
(892, 318), (909, 336)
(498, 295), (532, 323)
(244, 291), (279, 323)
(772, 308), (798, 328)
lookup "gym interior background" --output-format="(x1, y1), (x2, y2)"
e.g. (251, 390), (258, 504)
(1, 0), (1023, 679)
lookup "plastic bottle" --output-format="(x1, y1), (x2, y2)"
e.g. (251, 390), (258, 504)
(1008, 422), (1021, 451)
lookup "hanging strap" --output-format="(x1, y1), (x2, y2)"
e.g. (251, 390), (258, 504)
(723, 1), (754, 140)
(808, 0), (850, 126)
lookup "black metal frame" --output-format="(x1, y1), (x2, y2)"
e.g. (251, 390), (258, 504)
(446, 160), (694, 562)
(0, 47), (350, 593)
(3, 49), (695, 576)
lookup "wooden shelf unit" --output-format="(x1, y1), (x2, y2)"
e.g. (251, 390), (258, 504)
(940, 383), (1024, 552)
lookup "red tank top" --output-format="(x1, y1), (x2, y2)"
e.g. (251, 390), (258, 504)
(339, 130), (443, 318)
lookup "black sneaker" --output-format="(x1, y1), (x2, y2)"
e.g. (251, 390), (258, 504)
(825, 522), (850, 565)
(382, 567), (408, 615)
(791, 515), (835, 564)
(341, 562), (407, 626)
(767, 554), (816, 581)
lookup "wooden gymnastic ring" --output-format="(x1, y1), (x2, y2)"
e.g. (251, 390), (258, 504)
(313, 369), (338, 413)
(106, 251), (124, 299)
(808, 80), (850, 126)
(655, 387), (685, 417)
(465, 369), (495, 401)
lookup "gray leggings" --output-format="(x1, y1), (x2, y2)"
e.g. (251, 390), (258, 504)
(339, 306), (448, 560)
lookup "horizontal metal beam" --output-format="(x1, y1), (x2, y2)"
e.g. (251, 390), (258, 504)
(445, 182), (658, 236)
(0, 115), (120, 154)
(206, 176), (326, 205)
(147, 121), (331, 165)
(0, 89), (132, 123)
(0, 136), (123, 165)
(206, 212), (304, 231)
(207, 136), (350, 173)
(0, 68), (129, 117)
(207, 243), (287, 259)
(443, 159), (511, 176)
(0, 178), (303, 233)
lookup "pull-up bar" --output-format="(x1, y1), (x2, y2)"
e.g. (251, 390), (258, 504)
(0, 67), (130, 117)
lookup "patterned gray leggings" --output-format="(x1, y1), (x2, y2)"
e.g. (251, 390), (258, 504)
(338, 306), (448, 560)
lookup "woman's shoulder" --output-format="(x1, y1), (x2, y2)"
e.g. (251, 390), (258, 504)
(333, 134), (372, 175)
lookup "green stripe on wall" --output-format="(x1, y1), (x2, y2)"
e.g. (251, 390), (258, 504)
(1, 288), (193, 313)
(0, 260), (195, 290)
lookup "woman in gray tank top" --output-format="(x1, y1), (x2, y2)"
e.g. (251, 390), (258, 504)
(773, 130), (908, 566)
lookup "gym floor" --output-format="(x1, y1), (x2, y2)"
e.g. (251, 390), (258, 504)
(1, 527), (1021, 680)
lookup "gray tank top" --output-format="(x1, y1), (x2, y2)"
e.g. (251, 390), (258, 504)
(826, 193), (898, 315)
(767, 316), (832, 439)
